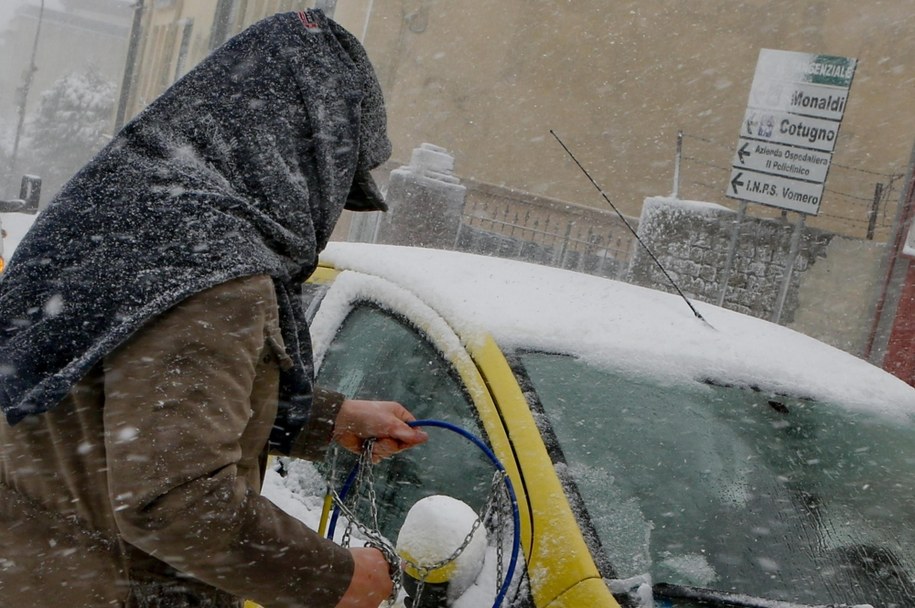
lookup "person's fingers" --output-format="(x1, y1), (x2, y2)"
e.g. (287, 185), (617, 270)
(387, 420), (429, 446)
(370, 426), (429, 462)
(381, 403), (426, 438)
(370, 437), (398, 463)
(334, 400), (428, 460)
(363, 402), (426, 445)
(390, 402), (417, 422)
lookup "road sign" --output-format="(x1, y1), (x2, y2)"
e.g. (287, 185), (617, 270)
(741, 107), (842, 153)
(727, 49), (856, 214)
(748, 79), (850, 121)
(728, 170), (824, 215)
(731, 139), (831, 183)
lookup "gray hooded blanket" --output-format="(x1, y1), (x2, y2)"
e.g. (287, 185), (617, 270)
(0, 9), (391, 451)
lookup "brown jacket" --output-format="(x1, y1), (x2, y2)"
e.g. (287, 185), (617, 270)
(0, 275), (352, 607)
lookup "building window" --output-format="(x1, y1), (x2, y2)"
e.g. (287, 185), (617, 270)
(174, 19), (194, 80)
(210, 0), (239, 50)
(314, 0), (337, 18)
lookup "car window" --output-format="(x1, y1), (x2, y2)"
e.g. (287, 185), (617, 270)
(516, 351), (915, 607)
(316, 303), (494, 540)
(301, 281), (329, 322)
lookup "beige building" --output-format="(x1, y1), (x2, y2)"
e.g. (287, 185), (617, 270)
(122, 0), (325, 116)
(0, 0), (133, 117)
(120, 1), (915, 244)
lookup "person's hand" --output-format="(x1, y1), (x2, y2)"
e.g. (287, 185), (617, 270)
(335, 547), (393, 608)
(333, 399), (428, 463)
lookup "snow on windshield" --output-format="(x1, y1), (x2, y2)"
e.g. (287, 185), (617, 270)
(319, 241), (915, 422)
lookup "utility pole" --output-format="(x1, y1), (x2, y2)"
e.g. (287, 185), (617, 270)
(866, 182), (883, 241)
(7, 0), (45, 189)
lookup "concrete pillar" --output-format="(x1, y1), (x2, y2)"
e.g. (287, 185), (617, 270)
(374, 143), (466, 249)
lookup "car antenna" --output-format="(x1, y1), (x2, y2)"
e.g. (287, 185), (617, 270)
(550, 130), (711, 326)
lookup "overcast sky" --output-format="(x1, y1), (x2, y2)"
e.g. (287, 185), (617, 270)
(0, 1), (78, 32)
(0, 1), (25, 30)
(1, 0), (137, 31)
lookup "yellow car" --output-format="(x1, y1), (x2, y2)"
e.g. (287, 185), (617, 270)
(267, 241), (915, 608)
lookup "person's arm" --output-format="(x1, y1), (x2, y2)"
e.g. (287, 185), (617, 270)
(285, 386), (347, 461)
(103, 276), (355, 607)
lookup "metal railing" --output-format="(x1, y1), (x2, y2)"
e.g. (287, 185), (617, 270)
(454, 202), (636, 280)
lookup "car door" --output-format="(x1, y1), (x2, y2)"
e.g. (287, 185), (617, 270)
(306, 268), (534, 605)
(305, 266), (621, 608)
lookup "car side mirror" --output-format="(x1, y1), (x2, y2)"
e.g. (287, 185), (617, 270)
(0, 175), (42, 214)
(396, 495), (488, 607)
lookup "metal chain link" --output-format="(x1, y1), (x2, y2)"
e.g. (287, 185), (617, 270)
(481, 471), (508, 590)
(485, 471), (511, 588)
(330, 441), (516, 606)
(493, 479), (507, 590)
(413, 577), (426, 607)
(408, 505), (485, 579)
(359, 439), (381, 533)
(330, 439), (402, 605)
(406, 469), (509, 608)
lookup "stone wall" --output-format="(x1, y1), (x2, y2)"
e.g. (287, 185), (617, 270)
(456, 178), (636, 279)
(626, 197), (833, 324)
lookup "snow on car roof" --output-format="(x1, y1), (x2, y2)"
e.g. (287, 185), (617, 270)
(319, 241), (915, 420)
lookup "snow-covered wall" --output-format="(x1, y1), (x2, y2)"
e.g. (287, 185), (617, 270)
(626, 196), (831, 323)
(626, 196), (884, 356)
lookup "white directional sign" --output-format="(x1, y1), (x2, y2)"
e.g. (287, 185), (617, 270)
(727, 49), (856, 214)
(741, 108), (841, 153)
(748, 79), (850, 121)
(728, 170), (827, 216)
(731, 140), (831, 183)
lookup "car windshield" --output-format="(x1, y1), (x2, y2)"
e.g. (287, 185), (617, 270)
(516, 351), (915, 607)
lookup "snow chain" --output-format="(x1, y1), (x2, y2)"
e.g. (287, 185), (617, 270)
(332, 439), (403, 605)
(331, 440), (504, 606)
(327, 421), (523, 608)
(408, 470), (510, 607)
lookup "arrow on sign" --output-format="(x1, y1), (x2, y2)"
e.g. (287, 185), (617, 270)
(737, 142), (751, 164)
(730, 172), (744, 195)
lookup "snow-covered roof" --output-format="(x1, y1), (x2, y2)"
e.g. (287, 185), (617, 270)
(320, 242), (915, 421)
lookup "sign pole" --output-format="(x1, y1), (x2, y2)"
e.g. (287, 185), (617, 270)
(772, 212), (807, 323)
(672, 130), (683, 199)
